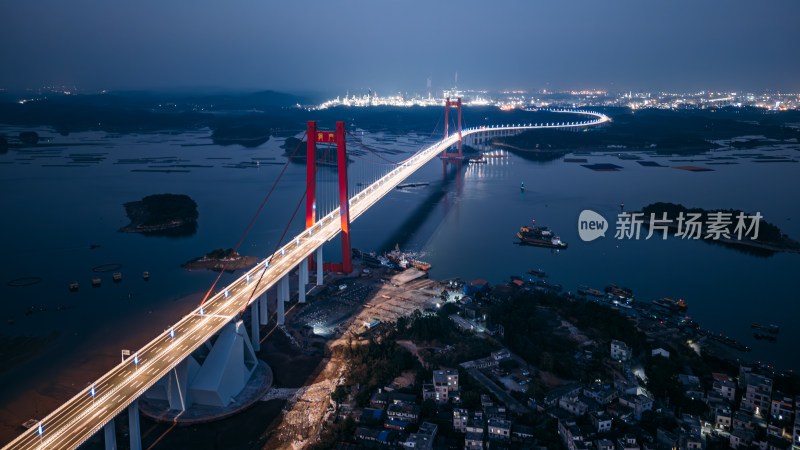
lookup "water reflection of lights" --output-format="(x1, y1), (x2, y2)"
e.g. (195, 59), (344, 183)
(465, 150), (511, 180)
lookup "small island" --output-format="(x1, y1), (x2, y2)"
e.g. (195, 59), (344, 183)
(119, 193), (198, 237)
(182, 248), (259, 272)
(640, 202), (800, 256)
(211, 124), (271, 148)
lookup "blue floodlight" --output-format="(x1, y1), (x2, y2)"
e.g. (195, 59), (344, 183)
(224, 290), (229, 298)
(91, 386), (96, 397)
(133, 355), (139, 365)
(170, 328), (175, 339)
(38, 424), (43, 436)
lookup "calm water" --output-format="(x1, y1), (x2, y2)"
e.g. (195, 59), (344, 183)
(1, 123), (799, 410)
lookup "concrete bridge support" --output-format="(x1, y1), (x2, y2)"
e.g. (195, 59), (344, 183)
(298, 262), (308, 303)
(250, 302), (260, 351)
(104, 419), (116, 450)
(128, 399), (142, 450)
(277, 275), (288, 325)
(316, 247), (323, 286)
(259, 292), (268, 325)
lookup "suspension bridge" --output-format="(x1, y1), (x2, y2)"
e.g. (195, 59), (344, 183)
(3, 102), (608, 450)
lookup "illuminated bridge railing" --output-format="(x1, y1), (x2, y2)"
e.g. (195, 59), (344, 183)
(2, 109), (608, 450)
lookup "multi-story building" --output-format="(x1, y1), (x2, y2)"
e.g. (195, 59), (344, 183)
(465, 431), (484, 450)
(466, 416), (485, 435)
(714, 407), (732, 430)
(616, 434), (640, 450)
(619, 394), (653, 419)
(453, 408), (468, 433)
(590, 411), (612, 433)
(713, 378), (736, 402)
(559, 394), (590, 416)
(433, 369), (459, 404)
(487, 418), (511, 441)
(387, 402), (420, 423)
(583, 382), (620, 405)
(405, 422), (437, 450)
(422, 383), (435, 402)
(595, 438), (614, 450)
(771, 391), (793, 421)
(730, 428), (755, 449)
(741, 372), (773, 414)
(793, 414), (800, 450)
(355, 427), (396, 446)
(610, 340), (633, 361)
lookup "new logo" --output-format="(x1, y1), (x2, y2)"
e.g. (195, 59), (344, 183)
(578, 210), (608, 241)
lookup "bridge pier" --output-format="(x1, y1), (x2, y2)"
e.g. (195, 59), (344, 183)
(128, 399), (142, 450)
(277, 293), (285, 325)
(104, 419), (117, 450)
(316, 247), (323, 286)
(250, 302), (260, 351)
(298, 262), (307, 303)
(277, 275), (288, 325)
(280, 275), (289, 302)
(259, 292), (268, 325)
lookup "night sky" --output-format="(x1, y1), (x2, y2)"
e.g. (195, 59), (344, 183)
(1, 0), (798, 94)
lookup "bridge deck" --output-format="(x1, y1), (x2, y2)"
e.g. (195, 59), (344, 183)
(3, 110), (608, 450)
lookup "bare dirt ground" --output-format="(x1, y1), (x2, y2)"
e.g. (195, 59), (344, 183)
(260, 267), (443, 449)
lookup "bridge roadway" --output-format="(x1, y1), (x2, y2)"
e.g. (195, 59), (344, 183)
(3, 110), (608, 450)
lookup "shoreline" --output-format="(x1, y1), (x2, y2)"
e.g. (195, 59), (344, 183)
(642, 219), (800, 254)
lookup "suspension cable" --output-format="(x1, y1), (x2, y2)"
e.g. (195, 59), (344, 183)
(238, 139), (334, 318)
(199, 131), (307, 308)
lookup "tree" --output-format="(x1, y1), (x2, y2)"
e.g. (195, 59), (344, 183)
(331, 385), (347, 404)
(420, 399), (438, 420)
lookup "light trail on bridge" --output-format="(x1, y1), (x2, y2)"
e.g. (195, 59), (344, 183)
(2, 109), (609, 450)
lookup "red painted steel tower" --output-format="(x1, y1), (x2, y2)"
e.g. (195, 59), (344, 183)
(442, 97), (463, 159)
(305, 121), (353, 274)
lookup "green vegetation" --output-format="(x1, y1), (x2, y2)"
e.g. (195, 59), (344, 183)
(640, 202), (800, 256)
(308, 416), (356, 450)
(120, 193), (198, 236)
(338, 330), (416, 407)
(124, 193), (197, 227)
(489, 290), (646, 380)
(641, 202), (782, 242)
(204, 248), (238, 260)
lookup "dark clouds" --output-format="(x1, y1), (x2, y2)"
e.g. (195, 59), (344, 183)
(1, 0), (798, 93)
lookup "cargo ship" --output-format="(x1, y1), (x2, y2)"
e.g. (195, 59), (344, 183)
(527, 268), (547, 277)
(751, 323), (779, 334)
(384, 245), (432, 271)
(409, 259), (431, 271)
(652, 297), (688, 312)
(605, 283), (634, 302)
(517, 220), (568, 249)
(578, 285), (605, 297)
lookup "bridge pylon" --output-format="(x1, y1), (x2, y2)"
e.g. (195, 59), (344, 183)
(307, 120), (353, 274)
(442, 97), (464, 160)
